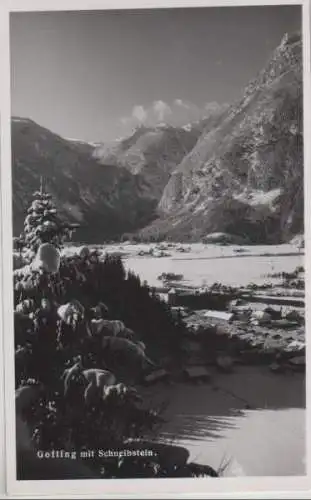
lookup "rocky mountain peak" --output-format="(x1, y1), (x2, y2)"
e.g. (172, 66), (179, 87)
(143, 32), (303, 243)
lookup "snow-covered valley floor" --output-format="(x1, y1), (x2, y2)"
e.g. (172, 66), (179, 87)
(64, 242), (304, 289)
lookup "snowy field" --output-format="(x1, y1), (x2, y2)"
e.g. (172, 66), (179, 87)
(63, 242), (304, 288)
(144, 367), (305, 477)
(95, 243), (304, 289)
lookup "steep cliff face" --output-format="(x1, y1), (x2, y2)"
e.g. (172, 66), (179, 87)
(147, 32), (303, 243)
(11, 118), (157, 242)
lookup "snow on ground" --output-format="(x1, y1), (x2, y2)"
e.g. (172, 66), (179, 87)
(65, 137), (99, 147)
(64, 242), (303, 289)
(182, 123), (193, 131)
(233, 188), (282, 207)
(144, 367), (305, 477)
(122, 243), (303, 288)
(12, 117), (31, 123)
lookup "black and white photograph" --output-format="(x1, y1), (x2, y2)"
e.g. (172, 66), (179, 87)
(2, 0), (309, 495)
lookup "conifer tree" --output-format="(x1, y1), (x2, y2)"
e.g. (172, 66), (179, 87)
(22, 178), (73, 254)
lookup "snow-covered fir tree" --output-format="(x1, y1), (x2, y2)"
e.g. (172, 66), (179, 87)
(23, 178), (74, 255)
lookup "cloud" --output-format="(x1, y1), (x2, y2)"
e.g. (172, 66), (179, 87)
(152, 100), (172, 121)
(204, 101), (221, 112)
(132, 105), (147, 123)
(119, 99), (226, 132)
(174, 98), (190, 109)
(119, 101), (172, 129)
(120, 116), (131, 126)
(204, 101), (229, 115)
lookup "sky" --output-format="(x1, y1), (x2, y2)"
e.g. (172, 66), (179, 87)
(10, 5), (302, 142)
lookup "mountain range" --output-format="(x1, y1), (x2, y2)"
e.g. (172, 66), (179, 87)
(12, 117), (157, 242)
(11, 32), (303, 244)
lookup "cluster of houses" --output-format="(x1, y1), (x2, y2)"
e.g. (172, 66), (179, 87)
(137, 243), (192, 258)
(142, 277), (305, 385)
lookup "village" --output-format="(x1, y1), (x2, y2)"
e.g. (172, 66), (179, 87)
(144, 267), (305, 385)
(59, 239), (305, 388)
